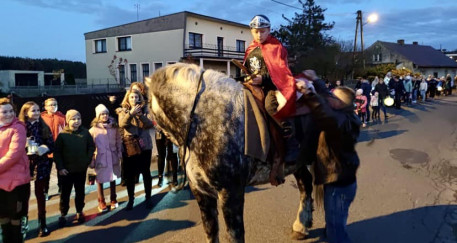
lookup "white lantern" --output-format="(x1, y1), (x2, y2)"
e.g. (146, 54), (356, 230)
(384, 97), (394, 106)
(437, 86), (443, 91)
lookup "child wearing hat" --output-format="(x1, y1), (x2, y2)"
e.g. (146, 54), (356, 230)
(54, 109), (95, 227)
(89, 104), (122, 212)
(243, 14), (297, 186)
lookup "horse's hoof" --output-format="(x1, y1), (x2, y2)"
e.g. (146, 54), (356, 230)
(291, 231), (307, 240)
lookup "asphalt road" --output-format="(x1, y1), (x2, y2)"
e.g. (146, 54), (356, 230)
(21, 95), (457, 243)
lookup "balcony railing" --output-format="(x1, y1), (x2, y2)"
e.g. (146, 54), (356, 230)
(6, 82), (127, 97)
(184, 44), (245, 59)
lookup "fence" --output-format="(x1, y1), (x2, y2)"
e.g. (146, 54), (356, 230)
(8, 81), (128, 97)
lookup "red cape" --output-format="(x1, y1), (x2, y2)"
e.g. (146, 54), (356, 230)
(244, 35), (296, 119)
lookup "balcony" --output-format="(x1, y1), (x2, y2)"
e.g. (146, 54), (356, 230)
(184, 44), (245, 60)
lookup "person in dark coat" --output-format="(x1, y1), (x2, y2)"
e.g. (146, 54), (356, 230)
(389, 76), (405, 109)
(427, 75), (437, 100)
(375, 78), (389, 120)
(296, 84), (360, 243)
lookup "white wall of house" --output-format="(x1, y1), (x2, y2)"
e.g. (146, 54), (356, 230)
(86, 29), (184, 85)
(0, 70), (45, 91)
(185, 16), (252, 49)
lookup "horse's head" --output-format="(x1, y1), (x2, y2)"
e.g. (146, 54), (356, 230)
(145, 63), (203, 146)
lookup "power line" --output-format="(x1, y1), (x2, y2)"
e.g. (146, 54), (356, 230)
(270, 0), (303, 10)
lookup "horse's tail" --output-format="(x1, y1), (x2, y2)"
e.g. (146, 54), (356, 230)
(310, 164), (324, 209)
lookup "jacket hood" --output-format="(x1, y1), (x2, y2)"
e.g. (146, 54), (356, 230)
(0, 117), (24, 129)
(90, 117), (118, 128)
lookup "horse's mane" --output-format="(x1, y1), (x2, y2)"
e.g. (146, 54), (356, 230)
(148, 63), (242, 98)
(146, 63), (244, 148)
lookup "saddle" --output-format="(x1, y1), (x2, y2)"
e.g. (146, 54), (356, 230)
(243, 83), (310, 168)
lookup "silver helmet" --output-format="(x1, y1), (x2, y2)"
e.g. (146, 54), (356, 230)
(249, 15), (270, 29)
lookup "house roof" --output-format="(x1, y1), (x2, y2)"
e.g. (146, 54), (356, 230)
(84, 11), (249, 40)
(378, 41), (457, 68)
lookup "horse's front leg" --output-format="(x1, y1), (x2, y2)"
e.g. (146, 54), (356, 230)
(219, 188), (245, 243)
(190, 184), (220, 243)
(292, 165), (314, 240)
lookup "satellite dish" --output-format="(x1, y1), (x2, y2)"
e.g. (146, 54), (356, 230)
(384, 97), (394, 106)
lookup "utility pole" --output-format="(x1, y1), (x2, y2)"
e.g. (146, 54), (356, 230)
(134, 3), (140, 21)
(353, 10), (364, 78)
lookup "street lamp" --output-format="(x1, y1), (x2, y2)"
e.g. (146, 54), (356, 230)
(353, 10), (378, 73)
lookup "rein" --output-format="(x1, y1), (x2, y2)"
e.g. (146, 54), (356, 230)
(179, 70), (205, 182)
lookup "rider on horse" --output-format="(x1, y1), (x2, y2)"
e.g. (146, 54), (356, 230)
(243, 14), (297, 186)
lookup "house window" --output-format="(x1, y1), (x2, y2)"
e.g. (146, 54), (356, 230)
(118, 36), (131, 51)
(236, 40), (245, 52)
(130, 64), (137, 82)
(154, 62), (163, 71)
(189, 32), (202, 48)
(142, 63), (149, 81)
(119, 65), (126, 86)
(94, 39), (106, 53)
(373, 55), (376, 62)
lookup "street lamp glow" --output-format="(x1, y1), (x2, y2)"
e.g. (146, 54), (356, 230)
(367, 13), (378, 23)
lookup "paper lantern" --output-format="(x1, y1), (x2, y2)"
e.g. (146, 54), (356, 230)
(437, 86), (443, 91)
(384, 97), (394, 106)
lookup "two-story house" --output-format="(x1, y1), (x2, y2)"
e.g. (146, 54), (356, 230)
(84, 11), (252, 86)
(365, 40), (457, 78)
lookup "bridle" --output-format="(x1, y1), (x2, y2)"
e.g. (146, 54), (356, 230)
(177, 69), (205, 186)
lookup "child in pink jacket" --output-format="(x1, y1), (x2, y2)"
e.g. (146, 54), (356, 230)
(0, 98), (30, 243)
(89, 104), (122, 212)
(355, 89), (367, 127)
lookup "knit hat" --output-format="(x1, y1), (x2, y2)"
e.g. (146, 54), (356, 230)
(95, 104), (109, 118)
(65, 109), (81, 124)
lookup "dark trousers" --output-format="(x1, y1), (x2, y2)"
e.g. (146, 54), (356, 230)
(371, 106), (380, 120)
(124, 149), (152, 201)
(0, 183), (30, 243)
(404, 92), (411, 105)
(394, 93), (402, 109)
(46, 159), (62, 194)
(97, 181), (117, 202)
(59, 172), (86, 215)
(34, 177), (49, 218)
(156, 135), (178, 182)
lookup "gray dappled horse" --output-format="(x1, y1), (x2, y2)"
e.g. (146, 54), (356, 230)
(146, 63), (314, 242)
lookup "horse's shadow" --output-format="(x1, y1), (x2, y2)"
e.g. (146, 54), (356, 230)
(44, 218), (195, 243)
(305, 205), (457, 243)
(358, 128), (408, 143)
(94, 188), (194, 226)
(389, 108), (421, 123)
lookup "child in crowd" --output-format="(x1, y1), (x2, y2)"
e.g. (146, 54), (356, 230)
(355, 89), (367, 127)
(41, 98), (66, 197)
(0, 98), (31, 243)
(54, 110), (95, 227)
(370, 91), (380, 122)
(19, 102), (54, 237)
(89, 104), (122, 212)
